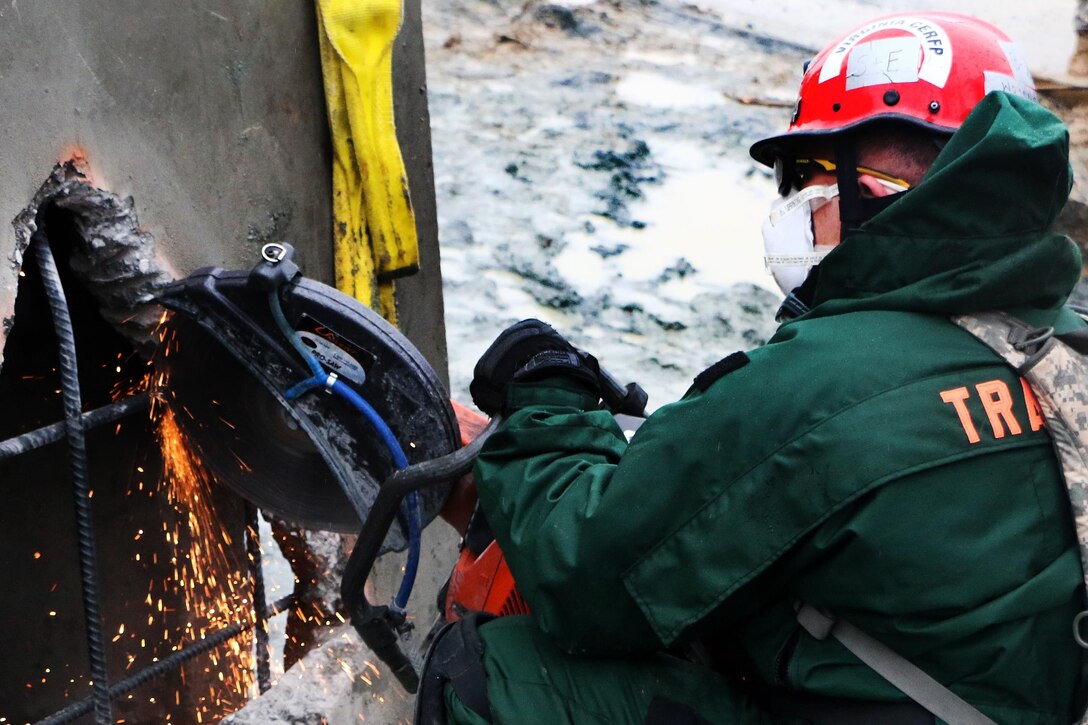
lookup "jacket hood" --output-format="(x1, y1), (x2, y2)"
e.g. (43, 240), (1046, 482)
(807, 92), (1080, 322)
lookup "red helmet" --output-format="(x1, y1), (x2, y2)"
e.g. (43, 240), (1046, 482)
(750, 12), (1037, 167)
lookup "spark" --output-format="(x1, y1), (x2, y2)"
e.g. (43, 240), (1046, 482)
(138, 356), (258, 718)
(81, 321), (264, 721)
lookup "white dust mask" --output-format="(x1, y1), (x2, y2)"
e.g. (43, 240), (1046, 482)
(762, 183), (838, 295)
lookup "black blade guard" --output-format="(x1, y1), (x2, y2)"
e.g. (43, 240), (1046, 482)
(156, 266), (459, 551)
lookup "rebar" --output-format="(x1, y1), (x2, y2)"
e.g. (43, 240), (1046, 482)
(0, 394), (149, 462)
(32, 230), (113, 725)
(36, 595), (295, 725)
(246, 502), (273, 693)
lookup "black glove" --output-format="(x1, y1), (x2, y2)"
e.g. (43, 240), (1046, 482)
(470, 319), (600, 415)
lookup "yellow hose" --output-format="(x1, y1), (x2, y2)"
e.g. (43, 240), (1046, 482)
(316, 0), (420, 323)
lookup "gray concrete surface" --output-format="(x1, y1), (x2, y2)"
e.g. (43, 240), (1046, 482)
(392, 0), (450, 386)
(0, 1), (332, 333)
(0, 0), (448, 382)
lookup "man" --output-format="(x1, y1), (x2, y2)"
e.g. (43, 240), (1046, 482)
(426, 12), (1086, 724)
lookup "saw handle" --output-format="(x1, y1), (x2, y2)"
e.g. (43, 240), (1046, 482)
(354, 606), (420, 692)
(341, 416), (502, 693)
(592, 359), (648, 417)
(342, 358), (641, 691)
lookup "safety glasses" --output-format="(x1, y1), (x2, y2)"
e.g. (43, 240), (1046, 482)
(774, 157), (911, 196)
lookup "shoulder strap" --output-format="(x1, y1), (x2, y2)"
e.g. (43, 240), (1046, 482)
(795, 604), (995, 725)
(952, 311), (1088, 607)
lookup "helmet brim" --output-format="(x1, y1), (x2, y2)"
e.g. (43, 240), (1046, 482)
(749, 114), (958, 167)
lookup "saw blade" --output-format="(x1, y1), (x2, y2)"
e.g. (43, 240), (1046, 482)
(162, 315), (368, 532)
(156, 268), (461, 548)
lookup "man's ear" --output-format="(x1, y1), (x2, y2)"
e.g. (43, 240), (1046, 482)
(858, 174), (897, 198)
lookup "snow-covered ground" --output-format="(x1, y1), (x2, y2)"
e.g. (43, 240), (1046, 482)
(429, 0), (801, 408)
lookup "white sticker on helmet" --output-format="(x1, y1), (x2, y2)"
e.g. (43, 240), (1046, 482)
(819, 17), (952, 89)
(999, 40), (1036, 90)
(845, 38), (922, 90)
(984, 70), (1039, 102)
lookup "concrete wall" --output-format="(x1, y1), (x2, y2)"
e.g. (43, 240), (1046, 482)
(0, 0), (448, 381)
(0, 0), (450, 721)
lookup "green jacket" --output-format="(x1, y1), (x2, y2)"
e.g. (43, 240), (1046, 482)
(474, 93), (1085, 723)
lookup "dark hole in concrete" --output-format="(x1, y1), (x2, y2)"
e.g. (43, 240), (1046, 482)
(0, 204), (148, 431)
(0, 202), (160, 723)
(0, 180), (249, 724)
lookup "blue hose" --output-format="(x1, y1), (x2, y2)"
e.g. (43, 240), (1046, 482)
(328, 380), (421, 613)
(267, 289), (423, 612)
(327, 379), (409, 470)
(284, 374), (326, 401)
(268, 291), (323, 378)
